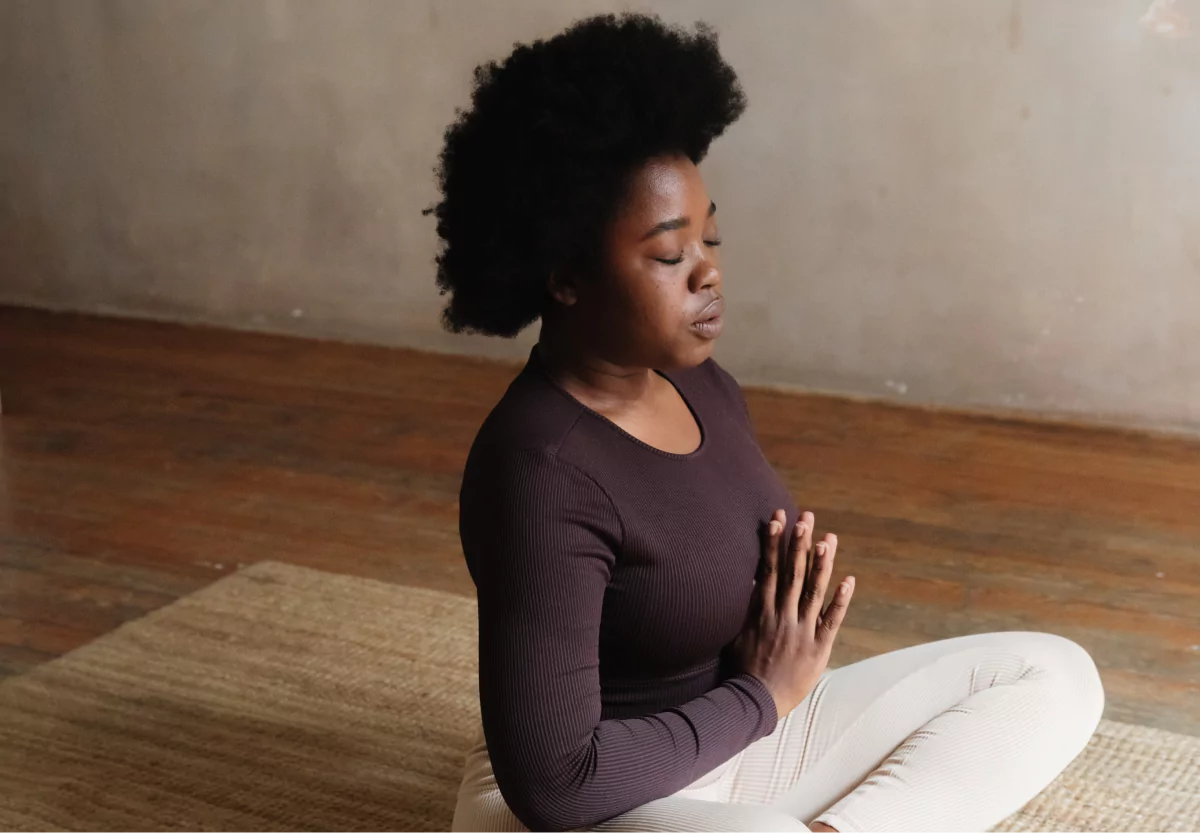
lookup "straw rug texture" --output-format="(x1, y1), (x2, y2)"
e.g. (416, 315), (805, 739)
(0, 561), (1197, 832)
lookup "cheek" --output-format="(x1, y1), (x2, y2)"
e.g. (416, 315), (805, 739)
(634, 275), (688, 331)
(604, 260), (688, 334)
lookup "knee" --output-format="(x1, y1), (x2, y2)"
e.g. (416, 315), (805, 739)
(1029, 632), (1106, 730)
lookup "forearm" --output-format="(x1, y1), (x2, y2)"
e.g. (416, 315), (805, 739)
(488, 672), (778, 831)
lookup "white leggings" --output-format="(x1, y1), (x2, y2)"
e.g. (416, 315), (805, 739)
(451, 631), (1106, 832)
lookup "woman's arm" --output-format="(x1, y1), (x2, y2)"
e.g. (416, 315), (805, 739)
(461, 448), (778, 832)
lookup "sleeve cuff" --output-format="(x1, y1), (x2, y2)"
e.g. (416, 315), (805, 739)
(729, 671), (779, 736)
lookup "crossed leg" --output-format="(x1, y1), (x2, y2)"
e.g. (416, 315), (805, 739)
(727, 630), (1105, 831)
(586, 630), (1103, 832)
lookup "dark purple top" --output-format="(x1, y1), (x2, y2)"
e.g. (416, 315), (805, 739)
(459, 345), (798, 831)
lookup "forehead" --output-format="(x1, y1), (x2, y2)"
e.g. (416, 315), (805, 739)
(619, 156), (709, 220)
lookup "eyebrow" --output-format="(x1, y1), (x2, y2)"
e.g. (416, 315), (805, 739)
(640, 200), (717, 241)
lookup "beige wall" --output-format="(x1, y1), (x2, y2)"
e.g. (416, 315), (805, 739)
(2, 1), (1198, 436)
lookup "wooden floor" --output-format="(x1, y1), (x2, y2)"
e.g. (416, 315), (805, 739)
(2, 305), (1198, 734)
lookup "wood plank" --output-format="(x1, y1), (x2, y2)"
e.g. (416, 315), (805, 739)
(1, 305), (1198, 735)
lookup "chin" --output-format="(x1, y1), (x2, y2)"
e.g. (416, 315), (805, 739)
(662, 337), (716, 370)
(692, 336), (718, 361)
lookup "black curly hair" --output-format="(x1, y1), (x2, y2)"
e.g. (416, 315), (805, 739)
(422, 11), (747, 337)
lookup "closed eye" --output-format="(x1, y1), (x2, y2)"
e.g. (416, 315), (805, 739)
(654, 239), (722, 265)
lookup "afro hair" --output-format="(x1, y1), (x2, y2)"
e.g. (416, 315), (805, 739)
(422, 11), (747, 337)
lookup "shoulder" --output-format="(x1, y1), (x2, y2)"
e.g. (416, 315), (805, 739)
(469, 363), (587, 461)
(703, 356), (743, 394)
(461, 367), (614, 513)
(671, 354), (741, 392)
(464, 443), (609, 506)
(460, 413), (624, 563)
(672, 356), (750, 419)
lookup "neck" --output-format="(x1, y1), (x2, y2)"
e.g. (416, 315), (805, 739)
(536, 316), (657, 412)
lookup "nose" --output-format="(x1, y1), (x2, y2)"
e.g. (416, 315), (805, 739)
(689, 250), (721, 294)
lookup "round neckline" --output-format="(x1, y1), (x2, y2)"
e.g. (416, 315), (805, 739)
(530, 345), (708, 461)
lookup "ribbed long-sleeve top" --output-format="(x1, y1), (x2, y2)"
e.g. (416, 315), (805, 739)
(458, 344), (800, 831)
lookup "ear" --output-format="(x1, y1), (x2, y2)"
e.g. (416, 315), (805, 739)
(546, 270), (578, 306)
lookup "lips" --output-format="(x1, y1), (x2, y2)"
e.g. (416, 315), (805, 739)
(690, 297), (724, 340)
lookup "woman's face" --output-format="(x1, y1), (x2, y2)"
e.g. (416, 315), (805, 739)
(566, 153), (724, 370)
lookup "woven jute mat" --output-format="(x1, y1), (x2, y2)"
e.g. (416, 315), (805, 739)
(0, 561), (1196, 831)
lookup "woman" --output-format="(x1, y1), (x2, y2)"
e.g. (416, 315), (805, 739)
(426, 12), (1104, 832)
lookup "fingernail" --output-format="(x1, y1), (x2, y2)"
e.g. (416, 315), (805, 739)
(816, 542), (827, 555)
(769, 520), (782, 535)
(796, 523), (806, 535)
(839, 581), (849, 596)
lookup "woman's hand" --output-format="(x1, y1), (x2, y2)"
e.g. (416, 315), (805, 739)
(728, 509), (855, 720)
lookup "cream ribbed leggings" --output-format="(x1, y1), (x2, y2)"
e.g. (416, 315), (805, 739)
(452, 630), (1106, 832)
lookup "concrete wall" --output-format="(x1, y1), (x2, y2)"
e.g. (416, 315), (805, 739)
(2, 1), (1198, 435)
